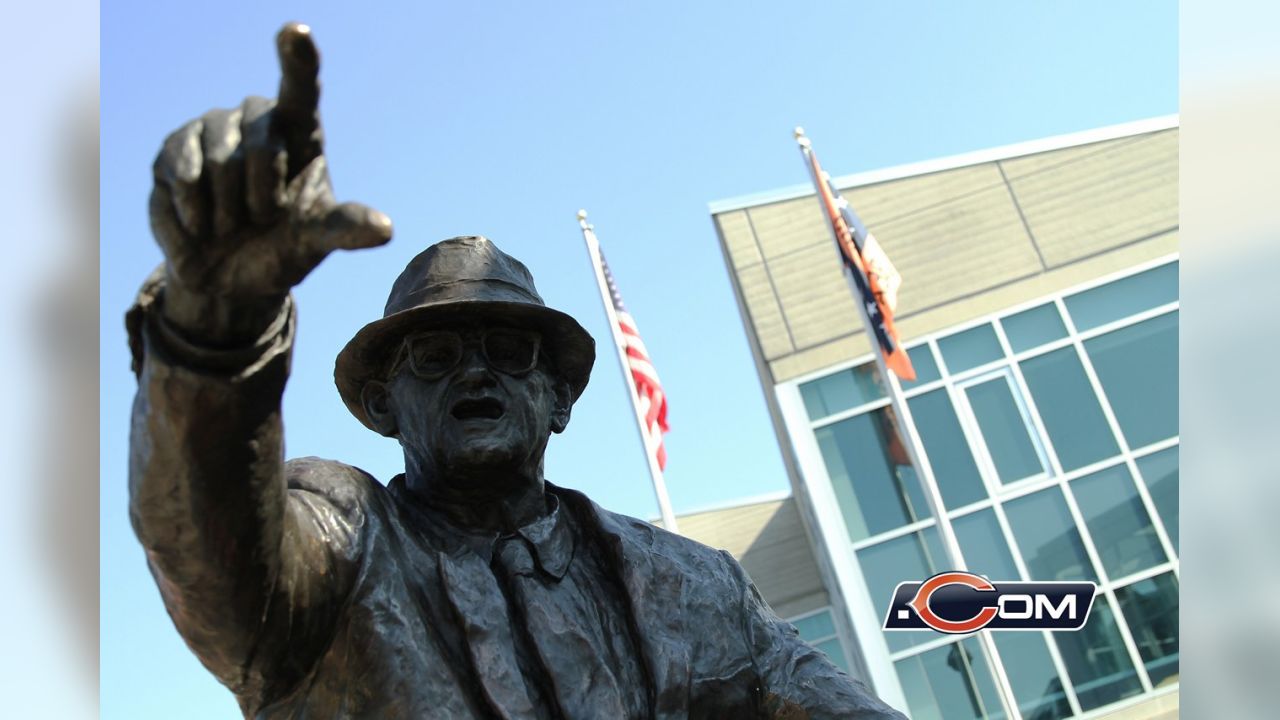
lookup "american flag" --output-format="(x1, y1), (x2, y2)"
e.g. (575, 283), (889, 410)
(596, 246), (670, 470)
(799, 132), (916, 381)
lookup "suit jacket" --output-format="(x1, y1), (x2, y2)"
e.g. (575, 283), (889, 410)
(126, 282), (905, 719)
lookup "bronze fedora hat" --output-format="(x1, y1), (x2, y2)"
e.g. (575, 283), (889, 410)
(335, 236), (595, 431)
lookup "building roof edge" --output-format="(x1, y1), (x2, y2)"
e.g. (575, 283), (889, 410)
(648, 489), (795, 524)
(707, 114), (1180, 215)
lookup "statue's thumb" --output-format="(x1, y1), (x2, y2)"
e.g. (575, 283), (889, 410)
(318, 202), (394, 251)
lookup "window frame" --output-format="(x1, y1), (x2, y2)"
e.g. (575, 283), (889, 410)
(777, 256), (1181, 719)
(786, 606), (854, 673)
(952, 367), (1054, 494)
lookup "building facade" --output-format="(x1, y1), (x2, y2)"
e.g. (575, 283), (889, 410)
(707, 118), (1179, 719)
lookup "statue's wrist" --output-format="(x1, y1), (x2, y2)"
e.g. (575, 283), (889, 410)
(161, 279), (289, 349)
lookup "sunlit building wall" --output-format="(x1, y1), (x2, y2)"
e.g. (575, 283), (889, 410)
(707, 118), (1179, 720)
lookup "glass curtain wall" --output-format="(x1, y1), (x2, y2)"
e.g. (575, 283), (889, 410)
(795, 260), (1179, 719)
(788, 607), (854, 674)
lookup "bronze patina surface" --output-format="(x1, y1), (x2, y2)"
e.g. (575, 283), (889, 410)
(128, 22), (906, 720)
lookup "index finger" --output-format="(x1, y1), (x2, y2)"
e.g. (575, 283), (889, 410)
(274, 23), (322, 167)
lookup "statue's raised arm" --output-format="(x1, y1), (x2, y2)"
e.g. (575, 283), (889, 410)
(128, 23), (391, 714)
(128, 22), (907, 720)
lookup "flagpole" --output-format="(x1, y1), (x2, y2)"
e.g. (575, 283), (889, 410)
(578, 210), (680, 534)
(795, 129), (1021, 720)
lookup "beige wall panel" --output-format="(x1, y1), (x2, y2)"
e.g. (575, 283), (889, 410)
(999, 129), (1174, 179)
(867, 183), (1043, 316)
(769, 242), (861, 349)
(771, 332), (873, 384)
(744, 163), (1008, 267)
(745, 559), (823, 599)
(727, 126), (1179, 384)
(737, 263), (794, 360)
(997, 135), (1116, 179)
(894, 231), (1179, 335)
(674, 499), (829, 612)
(676, 500), (781, 555)
(757, 166), (1040, 355)
(750, 568), (828, 612)
(772, 592), (831, 620)
(738, 511), (828, 609)
(769, 231), (1177, 383)
(1006, 131), (1178, 267)
(839, 163), (1005, 230)
(714, 210), (763, 269)
(745, 197), (830, 262)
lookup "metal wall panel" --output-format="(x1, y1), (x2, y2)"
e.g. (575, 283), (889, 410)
(713, 126), (1179, 384)
(735, 263), (794, 359)
(674, 498), (830, 614)
(714, 209), (763, 269)
(766, 241), (859, 350)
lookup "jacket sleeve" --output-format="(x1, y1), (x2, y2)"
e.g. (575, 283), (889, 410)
(721, 552), (907, 719)
(126, 272), (364, 714)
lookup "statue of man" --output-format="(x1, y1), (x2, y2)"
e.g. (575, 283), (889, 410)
(128, 23), (906, 720)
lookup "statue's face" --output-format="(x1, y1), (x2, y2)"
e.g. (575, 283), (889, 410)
(385, 323), (571, 483)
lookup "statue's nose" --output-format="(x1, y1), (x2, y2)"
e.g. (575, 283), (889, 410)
(457, 346), (497, 386)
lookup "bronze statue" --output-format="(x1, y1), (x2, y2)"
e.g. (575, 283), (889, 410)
(127, 22), (906, 719)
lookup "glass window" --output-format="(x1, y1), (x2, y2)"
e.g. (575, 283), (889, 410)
(901, 344), (942, 390)
(791, 610), (836, 641)
(1005, 487), (1097, 582)
(1064, 262), (1178, 332)
(1054, 602), (1144, 710)
(965, 376), (1046, 484)
(800, 362), (885, 420)
(789, 610), (850, 673)
(909, 389), (987, 509)
(858, 527), (947, 652)
(953, 509), (1020, 582)
(816, 408), (931, 542)
(1001, 303), (1068, 353)
(938, 323), (1004, 374)
(1116, 572), (1179, 687)
(1136, 447), (1179, 551)
(1071, 465), (1167, 581)
(992, 631), (1072, 720)
(896, 638), (1007, 720)
(1085, 312), (1178, 449)
(814, 638), (850, 673)
(1020, 347), (1120, 471)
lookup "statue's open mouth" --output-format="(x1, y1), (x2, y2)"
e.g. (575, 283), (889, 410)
(451, 397), (504, 421)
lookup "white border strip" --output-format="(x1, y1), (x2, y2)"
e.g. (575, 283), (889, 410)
(708, 115), (1180, 215)
(653, 489), (793, 521)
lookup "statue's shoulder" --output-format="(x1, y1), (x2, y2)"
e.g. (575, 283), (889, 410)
(555, 485), (735, 577)
(284, 456), (387, 511)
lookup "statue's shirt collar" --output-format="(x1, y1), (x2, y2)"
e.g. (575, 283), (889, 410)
(388, 475), (574, 580)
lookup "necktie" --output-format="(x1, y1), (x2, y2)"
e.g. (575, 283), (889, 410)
(495, 536), (629, 719)
(439, 550), (538, 720)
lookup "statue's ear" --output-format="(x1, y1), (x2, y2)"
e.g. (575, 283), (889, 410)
(361, 380), (398, 437)
(549, 376), (572, 434)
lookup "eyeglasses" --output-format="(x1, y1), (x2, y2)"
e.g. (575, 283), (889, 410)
(392, 328), (543, 380)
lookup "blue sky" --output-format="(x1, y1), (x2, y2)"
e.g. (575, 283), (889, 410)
(101, 2), (1176, 717)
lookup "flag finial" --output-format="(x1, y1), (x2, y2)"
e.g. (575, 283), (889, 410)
(794, 126), (811, 148)
(577, 209), (587, 221)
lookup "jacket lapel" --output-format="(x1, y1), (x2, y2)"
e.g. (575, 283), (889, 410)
(438, 550), (538, 720)
(562, 489), (691, 720)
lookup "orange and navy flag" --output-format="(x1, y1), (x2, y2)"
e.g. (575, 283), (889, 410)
(798, 132), (915, 381)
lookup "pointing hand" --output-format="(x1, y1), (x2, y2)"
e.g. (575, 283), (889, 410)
(149, 23), (392, 340)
